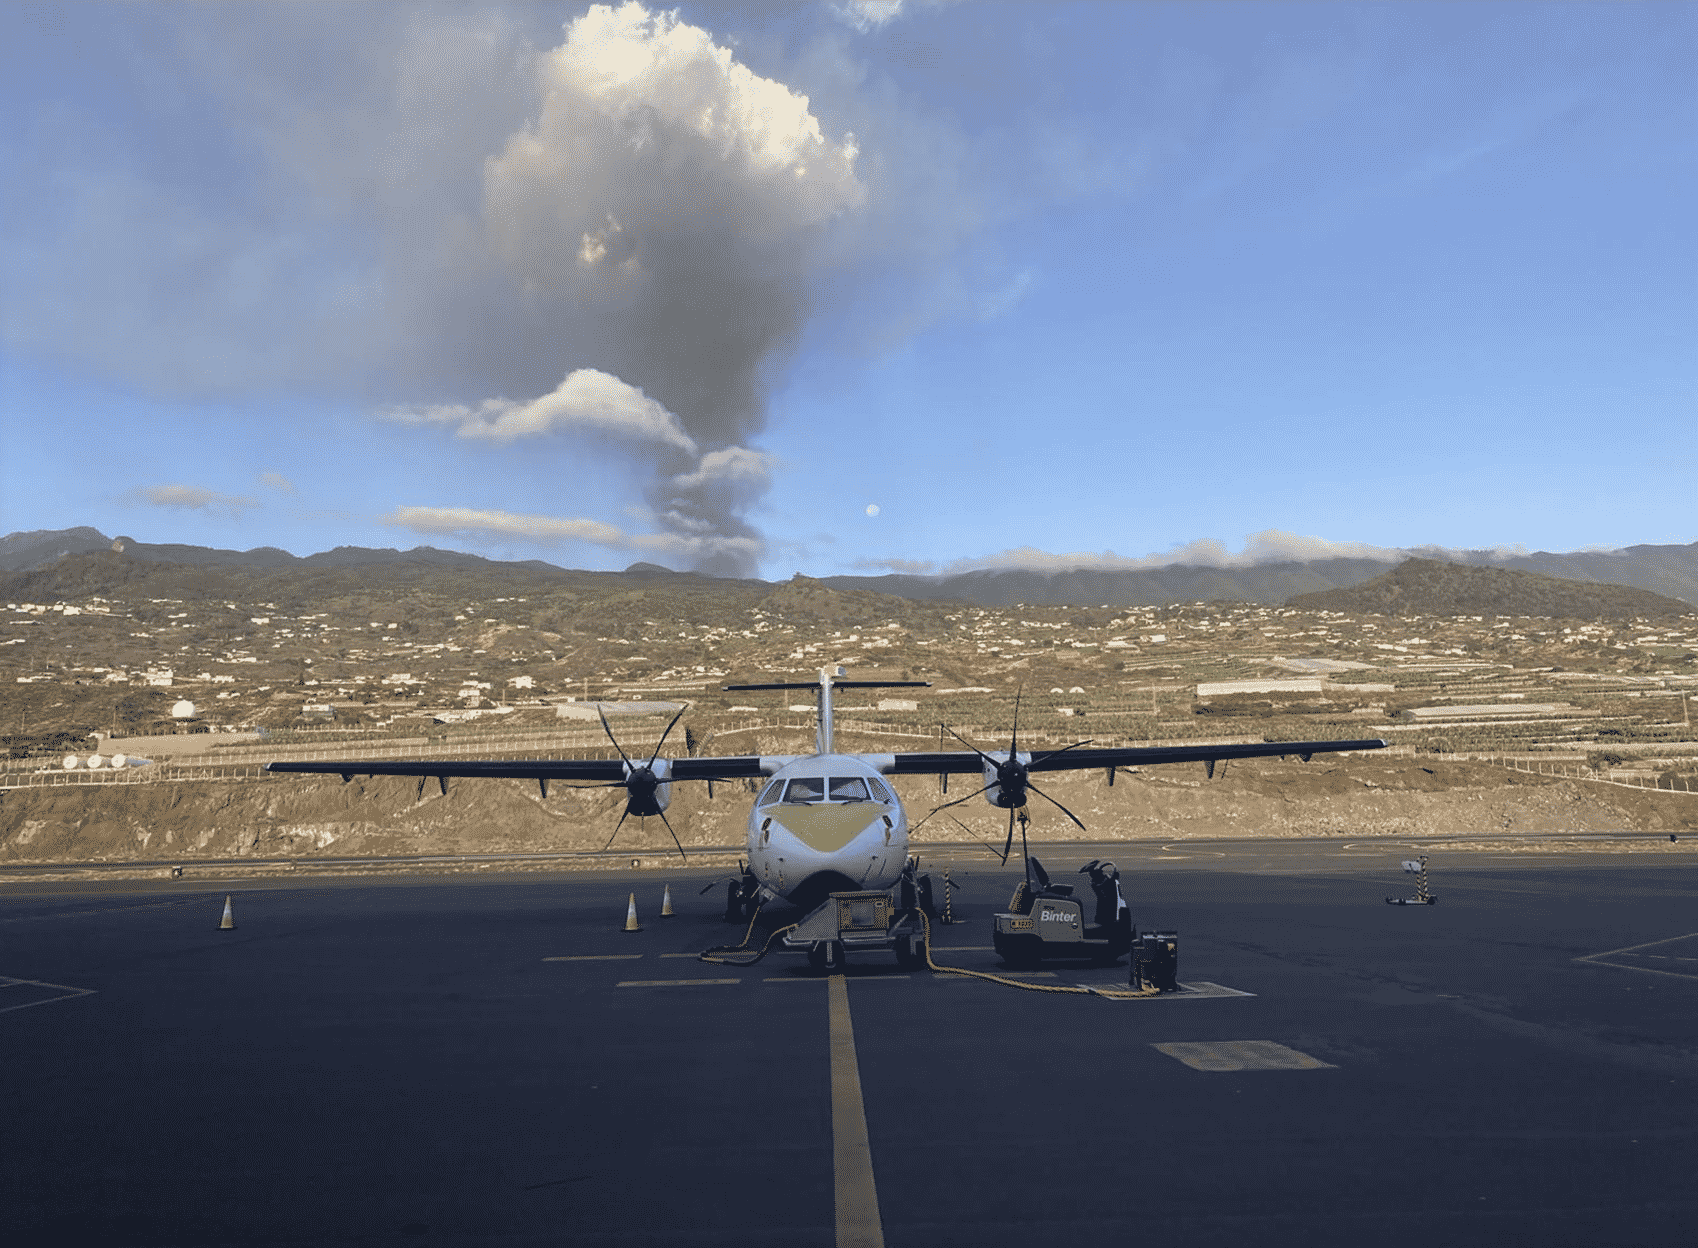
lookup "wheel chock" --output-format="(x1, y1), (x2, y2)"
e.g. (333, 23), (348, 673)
(624, 892), (642, 932)
(218, 895), (235, 931)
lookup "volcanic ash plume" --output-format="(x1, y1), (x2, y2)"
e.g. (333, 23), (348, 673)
(420, 3), (865, 574)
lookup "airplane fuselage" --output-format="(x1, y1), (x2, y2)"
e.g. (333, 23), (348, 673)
(745, 752), (909, 910)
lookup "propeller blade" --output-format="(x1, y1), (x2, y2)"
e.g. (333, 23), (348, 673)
(945, 815), (1010, 860)
(602, 807), (630, 851)
(656, 807), (687, 862)
(598, 706), (634, 768)
(1027, 779), (1088, 831)
(1029, 739), (1093, 766)
(1001, 805), (1016, 866)
(942, 723), (999, 766)
(911, 780), (997, 832)
(649, 703), (689, 767)
(1011, 685), (1022, 756)
(1018, 808), (1032, 885)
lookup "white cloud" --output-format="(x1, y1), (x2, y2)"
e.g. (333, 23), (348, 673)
(666, 446), (775, 501)
(259, 471), (295, 493)
(134, 484), (258, 516)
(834, 2), (908, 34)
(386, 369), (698, 455)
(852, 556), (936, 574)
(941, 531), (1417, 574)
(381, 504), (760, 571)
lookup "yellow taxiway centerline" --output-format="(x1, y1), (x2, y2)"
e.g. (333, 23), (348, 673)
(828, 973), (885, 1248)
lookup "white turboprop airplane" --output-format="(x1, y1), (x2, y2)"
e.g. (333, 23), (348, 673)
(267, 666), (1387, 911)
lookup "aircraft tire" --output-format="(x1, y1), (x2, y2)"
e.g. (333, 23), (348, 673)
(993, 933), (1041, 969)
(895, 935), (927, 970)
(807, 940), (846, 972)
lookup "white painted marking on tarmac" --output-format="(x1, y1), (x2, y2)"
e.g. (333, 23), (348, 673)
(828, 974), (885, 1248)
(658, 952), (701, 958)
(615, 978), (740, 988)
(1093, 984), (1256, 1005)
(0, 976), (97, 1014)
(1086, 981), (1255, 1000)
(1153, 1041), (1335, 1072)
(543, 954), (643, 961)
(1575, 932), (1698, 982)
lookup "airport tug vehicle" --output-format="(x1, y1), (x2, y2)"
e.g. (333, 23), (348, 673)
(993, 855), (1132, 966)
(992, 855), (1180, 989)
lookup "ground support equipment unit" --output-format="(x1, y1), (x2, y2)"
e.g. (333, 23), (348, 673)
(782, 889), (931, 971)
(1386, 856), (1438, 906)
(1130, 930), (1180, 992)
(991, 856), (1138, 969)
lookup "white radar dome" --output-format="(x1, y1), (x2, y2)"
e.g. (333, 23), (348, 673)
(86, 755), (105, 769)
(110, 753), (127, 768)
(171, 700), (196, 719)
(63, 754), (80, 770)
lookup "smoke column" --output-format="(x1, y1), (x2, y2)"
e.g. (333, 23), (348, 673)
(401, 3), (867, 573)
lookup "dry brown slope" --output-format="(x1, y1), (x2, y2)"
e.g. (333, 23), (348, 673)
(5, 758), (1692, 868)
(1288, 558), (1693, 619)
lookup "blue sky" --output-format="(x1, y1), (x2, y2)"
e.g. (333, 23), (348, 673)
(2, 1), (1692, 578)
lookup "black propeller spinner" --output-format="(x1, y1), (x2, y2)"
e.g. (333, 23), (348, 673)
(916, 689), (1094, 880)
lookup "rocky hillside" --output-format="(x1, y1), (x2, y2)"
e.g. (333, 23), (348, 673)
(4, 757), (1692, 871)
(1287, 559), (1694, 619)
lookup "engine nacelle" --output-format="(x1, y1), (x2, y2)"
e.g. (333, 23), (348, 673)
(981, 751), (1032, 809)
(622, 757), (673, 817)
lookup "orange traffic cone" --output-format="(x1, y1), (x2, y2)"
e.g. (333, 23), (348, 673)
(624, 892), (642, 932)
(218, 895), (235, 931)
(660, 884), (675, 918)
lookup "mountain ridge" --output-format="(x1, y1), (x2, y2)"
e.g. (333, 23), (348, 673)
(4, 526), (1696, 608)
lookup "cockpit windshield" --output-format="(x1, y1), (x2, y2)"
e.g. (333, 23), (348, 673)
(779, 776), (878, 804)
(828, 777), (870, 802)
(782, 778), (825, 804)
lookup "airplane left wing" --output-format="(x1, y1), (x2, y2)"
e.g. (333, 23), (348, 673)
(264, 756), (769, 782)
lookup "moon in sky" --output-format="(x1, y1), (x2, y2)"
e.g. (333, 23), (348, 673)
(865, 504), (880, 517)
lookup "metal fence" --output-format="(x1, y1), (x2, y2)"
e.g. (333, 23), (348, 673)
(1484, 755), (1697, 794)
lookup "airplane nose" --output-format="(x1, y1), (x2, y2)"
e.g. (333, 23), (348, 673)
(770, 805), (888, 854)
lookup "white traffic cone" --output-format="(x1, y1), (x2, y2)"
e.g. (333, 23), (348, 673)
(624, 892), (642, 933)
(660, 884), (675, 918)
(219, 895), (235, 931)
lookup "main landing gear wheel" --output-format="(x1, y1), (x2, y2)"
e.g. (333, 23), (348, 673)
(894, 934), (928, 970)
(807, 940), (846, 972)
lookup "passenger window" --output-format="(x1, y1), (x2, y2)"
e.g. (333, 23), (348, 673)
(783, 778), (824, 803)
(828, 777), (869, 802)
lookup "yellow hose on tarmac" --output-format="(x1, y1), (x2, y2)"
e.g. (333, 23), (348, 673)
(918, 912), (1159, 999)
(699, 902), (800, 966)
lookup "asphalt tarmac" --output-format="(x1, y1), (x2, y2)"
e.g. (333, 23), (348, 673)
(4, 842), (1696, 1247)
